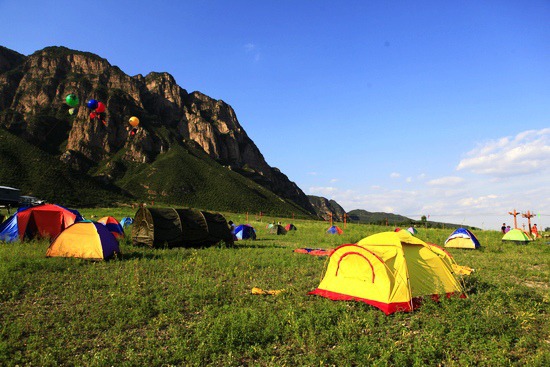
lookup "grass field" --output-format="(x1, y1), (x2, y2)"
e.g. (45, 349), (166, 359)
(1, 208), (549, 366)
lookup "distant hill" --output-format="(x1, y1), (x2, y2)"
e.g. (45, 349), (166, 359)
(347, 209), (476, 230)
(347, 209), (414, 225)
(307, 195), (347, 221)
(0, 46), (316, 217)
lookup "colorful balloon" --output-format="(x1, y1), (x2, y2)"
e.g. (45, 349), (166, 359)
(129, 116), (140, 127)
(65, 94), (79, 107)
(86, 99), (98, 110)
(95, 102), (106, 113)
(89, 112), (97, 119)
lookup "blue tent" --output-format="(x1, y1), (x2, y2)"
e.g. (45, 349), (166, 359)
(120, 217), (134, 228)
(444, 228), (481, 249)
(326, 225), (343, 235)
(0, 213), (19, 242)
(233, 224), (256, 240)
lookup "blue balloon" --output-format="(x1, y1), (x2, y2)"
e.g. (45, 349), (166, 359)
(86, 99), (98, 110)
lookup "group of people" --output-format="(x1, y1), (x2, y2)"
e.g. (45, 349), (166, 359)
(501, 222), (540, 238)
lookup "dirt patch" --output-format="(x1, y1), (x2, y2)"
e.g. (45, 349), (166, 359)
(523, 280), (549, 289)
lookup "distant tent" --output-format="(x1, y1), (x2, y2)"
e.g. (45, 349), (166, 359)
(285, 223), (297, 231)
(502, 229), (531, 244)
(47, 221), (120, 260)
(269, 224), (287, 235)
(97, 216), (125, 239)
(120, 217), (134, 228)
(132, 207), (233, 248)
(310, 231), (470, 315)
(445, 228), (481, 249)
(233, 224), (257, 240)
(0, 204), (83, 242)
(407, 227), (418, 235)
(326, 225), (343, 235)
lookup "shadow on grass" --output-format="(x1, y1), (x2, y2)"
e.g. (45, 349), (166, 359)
(462, 275), (496, 295)
(231, 243), (287, 250)
(118, 251), (161, 260)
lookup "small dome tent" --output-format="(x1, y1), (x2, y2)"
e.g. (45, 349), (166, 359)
(132, 207), (233, 248)
(0, 204), (82, 242)
(285, 223), (297, 231)
(120, 217), (134, 228)
(269, 224), (287, 235)
(47, 221), (120, 260)
(233, 224), (257, 240)
(445, 228), (481, 249)
(502, 229), (531, 244)
(407, 226), (418, 235)
(97, 216), (125, 239)
(310, 231), (470, 315)
(326, 225), (343, 235)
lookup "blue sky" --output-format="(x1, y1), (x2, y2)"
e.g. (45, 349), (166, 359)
(1, 0), (549, 230)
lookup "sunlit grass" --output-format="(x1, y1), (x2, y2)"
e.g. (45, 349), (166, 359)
(1, 212), (549, 366)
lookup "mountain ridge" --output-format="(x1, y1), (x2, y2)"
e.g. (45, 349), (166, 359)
(0, 45), (315, 216)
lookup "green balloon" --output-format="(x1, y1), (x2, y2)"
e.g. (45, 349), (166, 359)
(65, 94), (79, 107)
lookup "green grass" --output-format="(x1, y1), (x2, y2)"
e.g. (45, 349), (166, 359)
(0, 128), (314, 218)
(1, 211), (549, 366)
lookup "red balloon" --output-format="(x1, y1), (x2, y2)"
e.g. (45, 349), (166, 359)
(89, 112), (97, 119)
(95, 102), (106, 113)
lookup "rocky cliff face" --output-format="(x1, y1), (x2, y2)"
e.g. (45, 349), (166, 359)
(308, 195), (347, 221)
(0, 46), (315, 213)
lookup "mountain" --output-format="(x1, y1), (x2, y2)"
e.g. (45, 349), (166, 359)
(347, 209), (415, 226)
(347, 209), (473, 229)
(308, 195), (347, 221)
(0, 45), (315, 217)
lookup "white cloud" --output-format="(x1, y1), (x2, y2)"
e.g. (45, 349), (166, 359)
(308, 186), (337, 197)
(330, 178), (339, 183)
(244, 43), (261, 62)
(457, 128), (550, 177)
(307, 172), (318, 176)
(427, 176), (465, 186)
(457, 194), (499, 208)
(306, 132), (550, 229)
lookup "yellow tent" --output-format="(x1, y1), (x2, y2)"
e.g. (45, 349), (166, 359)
(309, 231), (470, 314)
(46, 222), (120, 260)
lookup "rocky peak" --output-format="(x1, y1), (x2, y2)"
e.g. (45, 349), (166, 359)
(0, 46), (25, 73)
(308, 195), (347, 221)
(0, 46), (316, 215)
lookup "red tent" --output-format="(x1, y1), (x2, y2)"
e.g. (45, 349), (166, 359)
(16, 204), (82, 240)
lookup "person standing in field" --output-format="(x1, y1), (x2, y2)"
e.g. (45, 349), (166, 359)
(531, 224), (539, 238)
(501, 223), (506, 233)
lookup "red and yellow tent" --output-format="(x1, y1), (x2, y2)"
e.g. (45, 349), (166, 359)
(310, 231), (471, 314)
